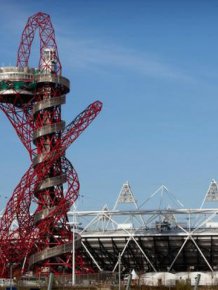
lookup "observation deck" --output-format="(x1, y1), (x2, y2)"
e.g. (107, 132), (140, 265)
(0, 66), (70, 107)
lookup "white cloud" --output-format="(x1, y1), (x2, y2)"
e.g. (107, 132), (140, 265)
(0, 3), (193, 83)
(58, 35), (193, 82)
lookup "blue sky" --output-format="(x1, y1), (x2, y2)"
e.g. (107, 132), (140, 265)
(0, 0), (218, 210)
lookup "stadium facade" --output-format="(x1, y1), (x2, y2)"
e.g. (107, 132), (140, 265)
(68, 181), (218, 276)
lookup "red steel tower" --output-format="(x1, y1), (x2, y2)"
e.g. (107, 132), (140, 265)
(0, 12), (102, 277)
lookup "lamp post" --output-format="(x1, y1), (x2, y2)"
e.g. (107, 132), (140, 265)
(9, 263), (13, 290)
(67, 220), (76, 286)
(71, 211), (77, 287)
(72, 225), (75, 286)
(68, 207), (81, 286)
(118, 253), (121, 290)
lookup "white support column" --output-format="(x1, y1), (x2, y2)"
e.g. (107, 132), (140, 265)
(81, 241), (103, 271)
(130, 235), (157, 272)
(113, 237), (131, 272)
(190, 236), (213, 272)
(178, 223), (214, 272)
(109, 217), (157, 272)
(168, 235), (189, 271)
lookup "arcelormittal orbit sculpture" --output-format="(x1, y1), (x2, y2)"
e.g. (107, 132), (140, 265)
(0, 12), (102, 277)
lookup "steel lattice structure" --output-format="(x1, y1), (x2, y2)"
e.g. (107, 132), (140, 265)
(68, 183), (218, 276)
(0, 12), (102, 277)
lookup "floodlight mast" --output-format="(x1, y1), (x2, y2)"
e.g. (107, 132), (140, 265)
(0, 12), (102, 277)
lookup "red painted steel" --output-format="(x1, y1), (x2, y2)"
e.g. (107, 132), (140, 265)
(17, 12), (62, 75)
(0, 12), (102, 277)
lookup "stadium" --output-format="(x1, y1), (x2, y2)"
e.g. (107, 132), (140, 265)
(67, 180), (218, 286)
